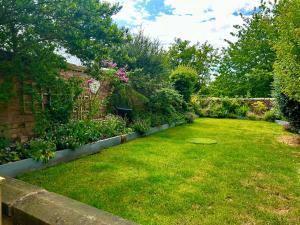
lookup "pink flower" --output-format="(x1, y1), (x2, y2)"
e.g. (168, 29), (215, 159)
(114, 68), (129, 82)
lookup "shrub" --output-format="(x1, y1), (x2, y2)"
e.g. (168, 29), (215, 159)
(184, 112), (197, 123)
(170, 66), (198, 102)
(246, 112), (261, 120)
(29, 139), (56, 163)
(0, 137), (9, 150)
(50, 115), (131, 150)
(252, 101), (267, 115)
(149, 114), (165, 127)
(236, 105), (250, 117)
(263, 109), (278, 122)
(131, 119), (151, 134)
(221, 97), (241, 114)
(149, 88), (186, 116)
(0, 139), (31, 165)
(277, 94), (300, 130)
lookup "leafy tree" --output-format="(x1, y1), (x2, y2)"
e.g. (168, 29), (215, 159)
(109, 30), (171, 97)
(210, 3), (277, 97)
(110, 30), (170, 77)
(170, 66), (198, 102)
(0, 0), (125, 128)
(0, 0), (125, 64)
(272, 0), (300, 130)
(168, 38), (218, 90)
(274, 0), (300, 102)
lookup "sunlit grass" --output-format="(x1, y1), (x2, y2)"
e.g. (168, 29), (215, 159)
(19, 119), (300, 225)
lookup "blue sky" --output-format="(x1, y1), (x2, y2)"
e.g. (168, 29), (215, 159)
(107, 0), (261, 48)
(64, 0), (262, 65)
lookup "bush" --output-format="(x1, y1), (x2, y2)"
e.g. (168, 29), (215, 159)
(0, 139), (31, 165)
(235, 105), (250, 117)
(199, 98), (240, 118)
(246, 112), (261, 120)
(50, 115), (131, 150)
(277, 94), (300, 130)
(184, 112), (197, 123)
(263, 109), (278, 122)
(29, 139), (56, 163)
(131, 119), (151, 134)
(149, 88), (186, 116)
(0, 137), (9, 150)
(170, 66), (198, 102)
(252, 101), (267, 115)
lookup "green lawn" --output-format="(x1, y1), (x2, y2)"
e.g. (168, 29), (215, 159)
(19, 119), (300, 225)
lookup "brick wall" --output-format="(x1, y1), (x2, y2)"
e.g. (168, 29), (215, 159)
(0, 64), (110, 141)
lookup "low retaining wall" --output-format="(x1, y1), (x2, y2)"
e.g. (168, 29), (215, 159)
(0, 123), (175, 177)
(2, 177), (138, 225)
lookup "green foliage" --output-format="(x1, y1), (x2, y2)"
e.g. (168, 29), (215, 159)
(0, 137), (9, 150)
(235, 105), (250, 117)
(108, 84), (148, 112)
(274, 0), (300, 102)
(0, 78), (15, 104)
(0, 140), (31, 165)
(131, 119), (151, 134)
(128, 69), (170, 99)
(149, 88), (186, 116)
(198, 97), (242, 118)
(49, 115), (131, 150)
(147, 88), (187, 126)
(0, 0), (125, 134)
(192, 96), (277, 121)
(184, 112), (197, 124)
(276, 94), (300, 130)
(168, 39), (219, 90)
(211, 3), (276, 97)
(110, 30), (170, 83)
(170, 66), (198, 102)
(252, 101), (267, 115)
(246, 112), (261, 121)
(47, 77), (83, 124)
(263, 109), (279, 122)
(29, 139), (56, 163)
(0, 0), (124, 64)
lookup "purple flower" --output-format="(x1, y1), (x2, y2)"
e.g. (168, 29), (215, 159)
(114, 68), (129, 82)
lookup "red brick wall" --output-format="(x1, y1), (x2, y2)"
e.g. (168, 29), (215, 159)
(0, 80), (35, 142)
(0, 65), (110, 141)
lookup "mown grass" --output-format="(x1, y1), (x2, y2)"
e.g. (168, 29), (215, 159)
(19, 119), (300, 225)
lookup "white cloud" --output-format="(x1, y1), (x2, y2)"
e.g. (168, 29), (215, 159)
(108, 0), (262, 48)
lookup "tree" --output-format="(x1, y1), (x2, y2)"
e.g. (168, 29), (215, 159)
(168, 38), (218, 91)
(210, 3), (277, 97)
(0, 0), (125, 64)
(274, 0), (300, 102)
(273, 0), (300, 130)
(109, 30), (171, 97)
(170, 66), (198, 102)
(110, 30), (170, 78)
(0, 0), (125, 127)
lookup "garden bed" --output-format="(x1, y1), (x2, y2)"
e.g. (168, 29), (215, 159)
(0, 123), (174, 177)
(18, 119), (300, 225)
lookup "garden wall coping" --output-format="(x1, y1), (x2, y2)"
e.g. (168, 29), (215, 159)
(0, 123), (176, 177)
(2, 177), (138, 225)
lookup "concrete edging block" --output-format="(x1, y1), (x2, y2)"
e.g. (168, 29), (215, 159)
(0, 124), (172, 177)
(3, 177), (138, 225)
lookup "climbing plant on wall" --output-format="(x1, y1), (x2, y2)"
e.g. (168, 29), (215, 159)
(0, 0), (127, 134)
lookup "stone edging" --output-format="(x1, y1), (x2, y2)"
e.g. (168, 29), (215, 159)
(0, 123), (175, 177)
(2, 177), (138, 225)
